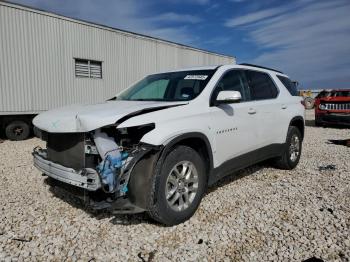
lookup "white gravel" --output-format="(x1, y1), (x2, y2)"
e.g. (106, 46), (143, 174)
(0, 111), (349, 261)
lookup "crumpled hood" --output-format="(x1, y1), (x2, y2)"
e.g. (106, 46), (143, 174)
(33, 100), (187, 133)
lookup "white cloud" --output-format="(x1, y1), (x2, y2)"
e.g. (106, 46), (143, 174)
(226, 0), (350, 88)
(225, 6), (288, 27)
(224, 1), (308, 27)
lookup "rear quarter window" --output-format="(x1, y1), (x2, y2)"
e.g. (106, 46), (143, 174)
(245, 70), (278, 100)
(277, 75), (298, 96)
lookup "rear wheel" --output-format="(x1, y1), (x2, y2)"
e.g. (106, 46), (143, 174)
(5, 120), (30, 140)
(273, 126), (302, 170)
(147, 145), (207, 226)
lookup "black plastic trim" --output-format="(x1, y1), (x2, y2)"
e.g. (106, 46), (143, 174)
(161, 132), (214, 172)
(289, 116), (305, 140)
(317, 114), (350, 126)
(128, 149), (163, 209)
(208, 143), (285, 185)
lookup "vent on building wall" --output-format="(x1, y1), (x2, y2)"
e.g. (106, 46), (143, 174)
(75, 59), (102, 79)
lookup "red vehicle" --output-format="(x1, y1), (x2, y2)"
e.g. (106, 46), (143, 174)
(314, 89), (350, 126)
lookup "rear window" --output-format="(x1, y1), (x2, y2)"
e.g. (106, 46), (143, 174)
(277, 75), (298, 96)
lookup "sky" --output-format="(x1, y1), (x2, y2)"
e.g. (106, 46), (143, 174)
(9, 0), (350, 89)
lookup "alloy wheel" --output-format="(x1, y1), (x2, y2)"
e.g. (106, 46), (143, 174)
(165, 161), (199, 212)
(289, 134), (300, 162)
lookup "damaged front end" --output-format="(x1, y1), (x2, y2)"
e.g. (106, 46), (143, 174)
(33, 123), (161, 213)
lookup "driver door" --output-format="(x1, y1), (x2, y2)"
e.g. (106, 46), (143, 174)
(209, 70), (259, 168)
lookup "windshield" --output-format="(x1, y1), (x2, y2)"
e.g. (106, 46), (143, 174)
(116, 70), (216, 101)
(331, 90), (350, 97)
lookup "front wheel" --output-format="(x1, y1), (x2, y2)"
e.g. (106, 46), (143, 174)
(273, 126), (302, 170)
(147, 145), (207, 226)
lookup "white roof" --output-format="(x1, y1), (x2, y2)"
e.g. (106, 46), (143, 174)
(157, 65), (222, 74)
(156, 64), (288, 77)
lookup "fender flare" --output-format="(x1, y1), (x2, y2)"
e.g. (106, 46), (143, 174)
(289, 116), (305, 139)
(160, 132), (214, 171)
(128, 132), (214, 210)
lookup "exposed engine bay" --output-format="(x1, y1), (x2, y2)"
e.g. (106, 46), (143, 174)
(33, 123), (160, 213)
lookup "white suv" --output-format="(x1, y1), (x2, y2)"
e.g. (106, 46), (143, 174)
(33, 64), (304, 225)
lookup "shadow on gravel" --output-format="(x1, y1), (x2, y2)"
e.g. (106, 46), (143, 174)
(44, 178), (156, 226)
(207, 163), (266, 195)
(328, 139), (350, 147)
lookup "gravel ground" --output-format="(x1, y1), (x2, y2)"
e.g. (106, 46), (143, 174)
(0, 111), (349, 261)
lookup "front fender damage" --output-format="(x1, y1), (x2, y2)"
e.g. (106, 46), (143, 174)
(89, 143), (163, 214)
(43, 142), (163, 214)
(38, 122), (163, 214)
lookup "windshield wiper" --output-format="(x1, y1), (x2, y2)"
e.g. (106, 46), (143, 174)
(107, 96), (117, 101)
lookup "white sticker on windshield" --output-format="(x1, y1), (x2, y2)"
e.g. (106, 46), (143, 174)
(184, 75), (208, 80)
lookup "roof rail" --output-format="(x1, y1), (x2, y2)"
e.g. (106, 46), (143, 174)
(240, 63), (283, 74)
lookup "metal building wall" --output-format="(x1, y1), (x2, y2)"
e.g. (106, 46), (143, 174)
(0, 2), (235, 114)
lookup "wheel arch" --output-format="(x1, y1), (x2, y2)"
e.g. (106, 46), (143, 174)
(161, 132), (214, 176)
(289, 116), (305, 140)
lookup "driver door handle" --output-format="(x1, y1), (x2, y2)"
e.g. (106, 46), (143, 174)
(248, 108), (256, 115)
(282, 104), (288, 109)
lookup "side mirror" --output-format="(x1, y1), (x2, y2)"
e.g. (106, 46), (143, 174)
(216, 91), (242, 104)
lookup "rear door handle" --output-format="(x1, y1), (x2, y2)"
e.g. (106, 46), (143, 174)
(281, 104), (287, 109)
(248, 108), (256, 115)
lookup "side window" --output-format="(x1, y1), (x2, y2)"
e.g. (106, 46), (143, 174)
(245, 71), (278, 100)
(277, 75), (298, 96)
(130, 79), (169, 99)
(212, 70), (251, 102)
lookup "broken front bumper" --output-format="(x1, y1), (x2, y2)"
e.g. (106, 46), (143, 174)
(33, 148), (101, 191)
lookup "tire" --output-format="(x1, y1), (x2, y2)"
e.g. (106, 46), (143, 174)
(147, 145), (207, 226)
(273, 126), (302, 170)
(5, 120), (30, 141)
(304, 97), (315, 109)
